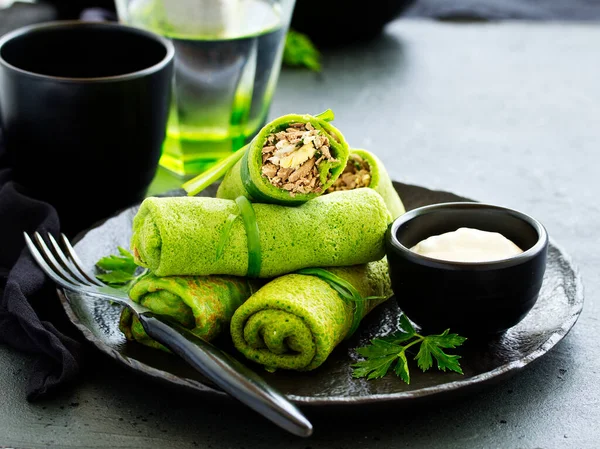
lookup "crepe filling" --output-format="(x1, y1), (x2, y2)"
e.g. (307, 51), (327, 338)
(260, 122), (338, 196)
(327, 153), (372, 192)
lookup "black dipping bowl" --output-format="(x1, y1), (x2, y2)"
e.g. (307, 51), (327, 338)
(385, 202), (549, 336)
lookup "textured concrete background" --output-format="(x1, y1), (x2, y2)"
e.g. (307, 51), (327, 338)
(1, 20), (599, 448)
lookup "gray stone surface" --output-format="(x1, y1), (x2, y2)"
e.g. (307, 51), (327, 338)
(1, 19), (599, 448)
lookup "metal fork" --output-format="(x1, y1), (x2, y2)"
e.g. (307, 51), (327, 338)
(23, 231), (313, 437)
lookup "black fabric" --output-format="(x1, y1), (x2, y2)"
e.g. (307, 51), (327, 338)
(0, 136), (84, 401)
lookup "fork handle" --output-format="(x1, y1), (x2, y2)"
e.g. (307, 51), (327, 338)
(137, 312), (313, 437)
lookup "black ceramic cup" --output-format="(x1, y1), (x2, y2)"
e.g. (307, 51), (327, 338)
(0, 21), (174, 235)
(386, 202), (548, 336)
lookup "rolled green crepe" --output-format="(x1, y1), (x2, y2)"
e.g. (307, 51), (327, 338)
(131, 188), (391, 278)
(216, 112), (350, 205)
(119, 272), (257, 350)
(328, 148), (406, 219)
(230, 259), (393, 371)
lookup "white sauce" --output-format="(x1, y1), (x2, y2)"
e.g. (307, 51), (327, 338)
(410, 227), (523, 262)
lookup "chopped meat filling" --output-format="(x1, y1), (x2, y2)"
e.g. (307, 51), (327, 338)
(327, 153), (371, 192)
(260, 122), (337, 196)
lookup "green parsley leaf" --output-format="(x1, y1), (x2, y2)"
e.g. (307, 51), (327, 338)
(352, 315), (467, 384)
(394, 351), (410, 384)
(415, 338), (434, 372)
(355, 338), (402, 359)
(96, 270), (137, 285)
(428, 329), (468, 349)
(95, 246), (137, 275)
(376, 331), (416, 346)
(283, 29), (321, 72)
(95, 247), (145, 288)
(398, 313), (416, 335)
(352, 353), (398, 380)
(416, 331), (466, 375)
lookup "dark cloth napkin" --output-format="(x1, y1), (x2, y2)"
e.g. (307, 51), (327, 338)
(0, 137), (84, 401)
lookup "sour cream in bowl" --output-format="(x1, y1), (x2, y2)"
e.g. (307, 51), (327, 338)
(385, 202), (548, 336)
(410, 227), (524, 263)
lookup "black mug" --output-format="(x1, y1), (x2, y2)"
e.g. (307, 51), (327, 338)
(0, 20), (175, 235)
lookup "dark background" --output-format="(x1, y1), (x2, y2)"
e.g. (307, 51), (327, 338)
(3, 0), (600, 45)
(31, 0), (600, 20)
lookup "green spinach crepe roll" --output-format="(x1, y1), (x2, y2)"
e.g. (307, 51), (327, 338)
(328, 148), (406, 219)
(230, 259), (392, 371)
(119, 272), (258, 350)
(216, 112), (350, 204)
(131, 188), (390, 278)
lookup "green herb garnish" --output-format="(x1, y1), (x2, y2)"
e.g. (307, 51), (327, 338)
(283, 29), (321, 72)
(352, 314), (467, 384)
(95, 247), (145, 289)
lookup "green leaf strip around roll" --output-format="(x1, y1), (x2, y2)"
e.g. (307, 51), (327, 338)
(218, 111), (350, 205)
(296, 267), (387, 338)
(215, 197), (263, 277)
(235, 196), (262, 278)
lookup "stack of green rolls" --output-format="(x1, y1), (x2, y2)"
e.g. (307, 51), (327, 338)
(117, 112), (406, 372)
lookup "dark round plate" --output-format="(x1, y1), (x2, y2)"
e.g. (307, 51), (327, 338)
(59, 182), (584, 406)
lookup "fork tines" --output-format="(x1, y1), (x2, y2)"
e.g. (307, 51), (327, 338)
(23, 231), (104, 290)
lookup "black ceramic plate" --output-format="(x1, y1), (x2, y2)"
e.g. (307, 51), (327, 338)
(59, 182), (584, 406)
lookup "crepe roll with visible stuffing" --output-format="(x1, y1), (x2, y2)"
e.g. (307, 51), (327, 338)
(216, 111), (350, 204)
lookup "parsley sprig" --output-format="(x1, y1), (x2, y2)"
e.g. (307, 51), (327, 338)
(352, 314), (467, 384)
(95, 247), (145, 289)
